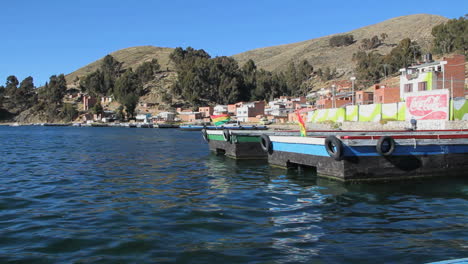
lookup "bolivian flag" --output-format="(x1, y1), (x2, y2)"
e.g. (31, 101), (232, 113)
(295, 111), (307, 137)
(211, 114), (230, 126)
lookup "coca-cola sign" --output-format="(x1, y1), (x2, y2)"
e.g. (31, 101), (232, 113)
(406, 91), (449, 120)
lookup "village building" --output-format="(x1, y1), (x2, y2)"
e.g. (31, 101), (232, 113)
(355, 91), (374, 105)
(136, 114), (151, 123)
(198, 106), (213, 118)
(213, 105), (228, 115)
(373, 84), (400, 104)
(399, 54), (465, 99)
(236, 101), (265, 122)
(101, 96), (113, 104)
(178, 111), (202, 123)
(82, 95), (97, 111)
(154, 112), (176, 122)
(228, 103), (242, 115)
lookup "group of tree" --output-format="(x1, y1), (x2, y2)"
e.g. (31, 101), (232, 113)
(0, 73), (81, 122)
(79, 55), (161, 119)
(353, 38), (421, 85)
(329, 34), (355, 47)
(431, 14), (467, 56)
(316, 67), (338, 81)
(169, 47), (314, 108)
(0, 75), (38, 116)
(360, 33), (388, 50)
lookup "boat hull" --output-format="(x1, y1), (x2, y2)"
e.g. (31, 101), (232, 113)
(268, 135), (468, 182)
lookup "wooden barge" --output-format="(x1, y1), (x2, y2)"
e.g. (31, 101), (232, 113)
(203, 129), (468, 182)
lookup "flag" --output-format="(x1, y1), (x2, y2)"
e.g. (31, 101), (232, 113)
(211, 114), (230, 126)
(296, 111), (307, 137)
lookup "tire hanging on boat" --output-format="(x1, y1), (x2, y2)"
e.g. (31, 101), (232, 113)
(260, 134), (272, 153)
(201, 128), (209, 142)
(325, 135), (343, 161)
(223, 129), (231, 142)
(376, 136), (395, 156)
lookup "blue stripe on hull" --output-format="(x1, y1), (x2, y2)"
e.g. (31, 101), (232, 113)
(272, 142), (468, 157)
(272, 142), (330, 156)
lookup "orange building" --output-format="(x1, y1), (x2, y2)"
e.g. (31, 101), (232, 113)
(198, 106), (213, 118)
(316, 97), (351, 109)
(355, 91), (374, 105)
(373, 85), (400, 104)
(83, 95), (97, 111)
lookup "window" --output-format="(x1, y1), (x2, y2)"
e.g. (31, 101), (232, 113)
(418, 82), (427, 91)
(404, 83), (413, 93)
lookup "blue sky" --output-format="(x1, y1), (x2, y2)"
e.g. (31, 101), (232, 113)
(0, 0), (466, 86)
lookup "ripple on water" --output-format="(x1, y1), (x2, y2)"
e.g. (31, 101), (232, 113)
(0, 127), (467, 264)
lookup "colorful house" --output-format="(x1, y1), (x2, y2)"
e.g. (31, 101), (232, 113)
(83, 95), (97, 111)
(236, 101), (265, 122)
(198, 106), (213, 118)
(399, 54), (465, 99)
(373, 84), (400, 104)
(355, 91), (374, 105)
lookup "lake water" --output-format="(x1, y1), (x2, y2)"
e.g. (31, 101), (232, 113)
(0, 126), (467, 263)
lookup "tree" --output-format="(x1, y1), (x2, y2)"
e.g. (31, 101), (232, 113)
(115, 105), (125, 121)
(135, 59), (160, 83)
(432, 15), (467, 56)
(92, 102), (104, 115)
(360, 35), (383, 50)
(101, 55), (122, 95)
(329, 34), (355, 47)
(114, 69), (141, 117)
(122, 94), (139, 119)
(384, 38), (421, 72)
(43, 74), (67, 105)
(62, 103), (78, 122)
(5, 75), (19, 95)
(80, 70), (104, 96)
(0, 85), (4, 108)
(352, 51), (385, 85)
(14, 76), (37, 110)
(79, 55), (123, 96)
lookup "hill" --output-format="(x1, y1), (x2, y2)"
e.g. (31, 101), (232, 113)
(66, 46), (175, 85)
(232, 14), (448, 76)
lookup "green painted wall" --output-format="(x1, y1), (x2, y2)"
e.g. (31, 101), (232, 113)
(397, 103), (406, 121)
(359, 104), (382, 122)
(346, 105), (358, 121)
(453, 99), (468, 120)
(381, 103), (398, 120)
(424, 71), (433, 91)
(306, 99), (468, 123)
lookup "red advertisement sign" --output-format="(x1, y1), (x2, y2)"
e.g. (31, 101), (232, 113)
(406, 92), (449, 120)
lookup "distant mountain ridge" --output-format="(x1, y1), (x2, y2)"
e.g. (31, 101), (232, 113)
(232, 14), (448, 76)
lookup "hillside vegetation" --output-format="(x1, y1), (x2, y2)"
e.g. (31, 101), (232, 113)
(232, 14), (448, 76)
(66, 46), (174, 85)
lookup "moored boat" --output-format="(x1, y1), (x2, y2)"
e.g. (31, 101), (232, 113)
(181, 124), (268, 131)
(203, 128), (468, 182)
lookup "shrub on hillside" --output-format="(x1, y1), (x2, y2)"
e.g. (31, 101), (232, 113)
(329, 34), (355, 47)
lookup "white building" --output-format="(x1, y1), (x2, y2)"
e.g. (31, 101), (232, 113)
(213, 105), (228, 115)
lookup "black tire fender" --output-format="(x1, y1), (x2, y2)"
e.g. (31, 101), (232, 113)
(201, 128), (209, 142)
(260, 134), (272, 153)
(223, 129), (231, 142)
(376, 136), (395, 156)
(325, 135), (343, 161)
